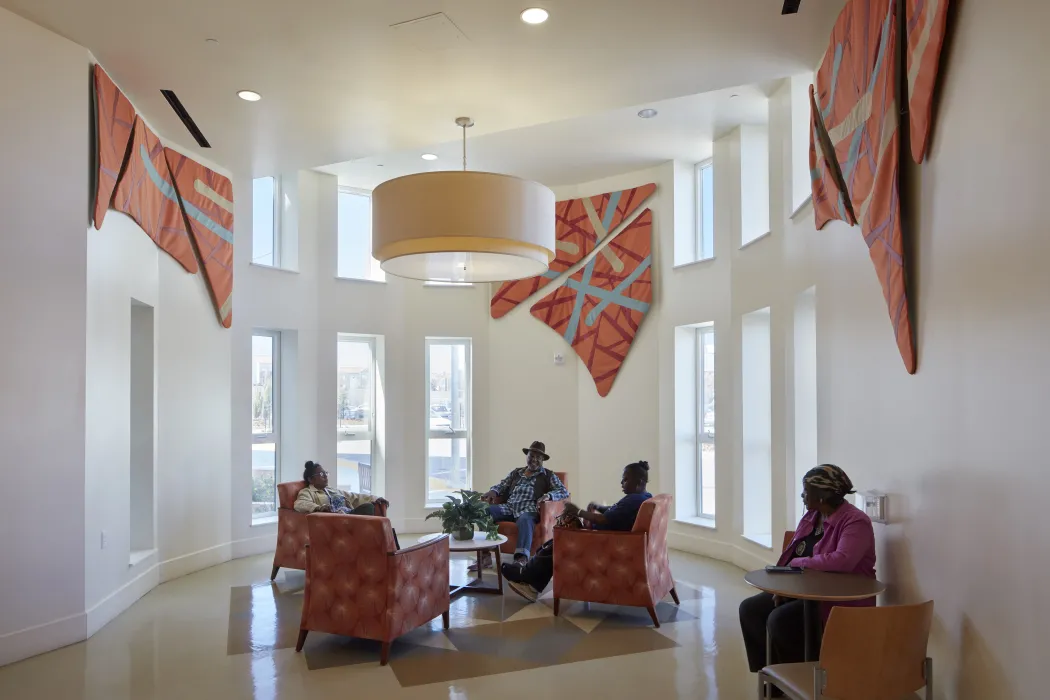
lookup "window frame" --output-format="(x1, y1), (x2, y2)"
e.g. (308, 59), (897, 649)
(336, 333), (377, 494)
(251, 176), (281, 268)
(251, 330), (281, 524)
(694, 325), (716, 518)
(424, 337), (473, 506)
(694, 159), (714, 263)
(336, 186), (385, 283)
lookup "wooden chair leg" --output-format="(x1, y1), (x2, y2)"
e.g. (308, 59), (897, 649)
(442, 610), (450, 630)
(669, 587), (681, 605)
(646, 605), (661, 628)
(295, 629), (308, 652)
(270, 565), (280, 581)
(380, 641), (391, 666)
(553, 597), (560, 616)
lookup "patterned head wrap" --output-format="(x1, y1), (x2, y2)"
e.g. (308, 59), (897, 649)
(803, 464), (854, 498)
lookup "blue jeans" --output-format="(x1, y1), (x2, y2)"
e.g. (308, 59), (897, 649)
(487, 505), (539, 557)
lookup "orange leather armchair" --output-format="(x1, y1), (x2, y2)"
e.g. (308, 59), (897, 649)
(552, 493), (678, 627)
(494, 471), (569, 556)
(295, 514), (450, 665)
(270, 481), (388, 580)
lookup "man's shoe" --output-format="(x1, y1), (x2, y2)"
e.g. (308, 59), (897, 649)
(501, 561), (526, 583)
(507, 580), (539, 603)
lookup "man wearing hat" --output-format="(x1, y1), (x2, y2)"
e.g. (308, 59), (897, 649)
(474, 440), (569, 569)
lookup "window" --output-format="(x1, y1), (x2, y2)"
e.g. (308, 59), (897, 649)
(252, 177), (279, 267)
(790, 73), (816, 214)
(426, 338), (471, 504)
(251, 332), (280, 522)
(337, 188), (385, 282)
(674, 323), (716, 521)
(695, 161), (715, 262)
(741, 308), (772, 547)
(793, 288), (818, 522)
(337, 335), (377, 494)
(739, 125), (770, 247)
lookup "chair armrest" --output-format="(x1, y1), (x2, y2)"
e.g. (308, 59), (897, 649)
(373, 500), (388, 518)
(538, 499), (566, 529)
(389, 534), (448, 557)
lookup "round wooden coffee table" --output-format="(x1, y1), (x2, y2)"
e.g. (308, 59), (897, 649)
(744, 569), (885, 661)
(418, 532), (508, 597)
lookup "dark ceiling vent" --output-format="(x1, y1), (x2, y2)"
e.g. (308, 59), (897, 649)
(160, 89), (211, 148)
(782, 0), (802, 13)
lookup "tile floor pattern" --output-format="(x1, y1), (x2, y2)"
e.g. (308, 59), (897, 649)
(0, 548), (762, 699)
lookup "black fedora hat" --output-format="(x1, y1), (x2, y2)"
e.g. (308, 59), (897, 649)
(522, 440), (550, 460)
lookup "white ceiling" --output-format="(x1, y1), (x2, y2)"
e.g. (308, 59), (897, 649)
(1, 0), (842, 176)
(318, 83), (772, 189)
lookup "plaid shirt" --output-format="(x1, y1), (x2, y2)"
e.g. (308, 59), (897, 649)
(489, 468), (568, 518)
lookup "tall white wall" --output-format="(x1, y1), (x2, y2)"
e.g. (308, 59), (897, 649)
(0, 7), (89, 665)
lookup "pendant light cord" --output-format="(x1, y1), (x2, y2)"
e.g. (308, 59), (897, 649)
(462, 123), (467, 172)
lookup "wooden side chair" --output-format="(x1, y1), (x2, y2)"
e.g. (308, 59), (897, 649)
(758, 601), (934, 699)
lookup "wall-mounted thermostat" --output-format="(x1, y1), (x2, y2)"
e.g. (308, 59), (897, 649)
(860, 491), (887, 524)
(553, 352), (565, 366)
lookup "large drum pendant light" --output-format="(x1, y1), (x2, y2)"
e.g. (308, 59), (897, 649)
(372, 117), (556, 283)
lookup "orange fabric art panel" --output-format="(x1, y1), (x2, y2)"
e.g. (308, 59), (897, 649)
(165, 149), (234, 327)
(93, 65), (136, 230)
(113, 118), (198, 274)
(490, 183), (655, 319)
(905, 0), (950, 162)
(814, 0), (915, 373)
(530, 209), (653, 397)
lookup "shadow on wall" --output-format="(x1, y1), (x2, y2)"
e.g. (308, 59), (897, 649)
(874, 471), (1028, 699)
(958, 615), (1013, 700)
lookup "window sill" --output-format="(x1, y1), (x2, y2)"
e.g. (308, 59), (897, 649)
(790, 195), (813, 222)
(251, 515), (278, 527)
(249, 262), (299, 274)
(675, 516), (716, 530)
(742, 533), (774, 549)
(672, 256), (717, 270)
(335, 275), (387, 285)
(129, 548), (156, 567)
(739, 230), (772, 251)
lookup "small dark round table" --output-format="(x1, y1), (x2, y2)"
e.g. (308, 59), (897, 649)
(744, 569), (886, 661)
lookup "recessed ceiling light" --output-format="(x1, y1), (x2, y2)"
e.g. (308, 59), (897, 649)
(237, 90), (261, 102)
(637, 108), (658, 119)
(520, 7), (549, 24)
(421, 153), (438, 161)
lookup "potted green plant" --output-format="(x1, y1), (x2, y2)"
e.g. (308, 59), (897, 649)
(425, 489), (500, 541)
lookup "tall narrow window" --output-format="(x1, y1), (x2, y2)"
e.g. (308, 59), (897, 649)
(252, 177), (279, 267)
(794, 287), (818, 522)
(742, 307), (772, 547)
(675, 323), (717, 522)
(426, 338), (471, 504)
(696, 161), (715, 261)
(337, 188), (385, 282)
(251, 332), (280, 522)
(696, 326), (716, 516)
(337, 334), (376, 494)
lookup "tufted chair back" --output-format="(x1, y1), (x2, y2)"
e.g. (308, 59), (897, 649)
(296, 515), (450, 664)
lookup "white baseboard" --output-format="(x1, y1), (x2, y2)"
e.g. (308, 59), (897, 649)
(1, 535), (279, 669)
(0, 611), (86, 668)
(231, 532), (277, 560)
(158, 541), (232, 583)
(668, 525), (776, 572)
(85, 563), (160, 636)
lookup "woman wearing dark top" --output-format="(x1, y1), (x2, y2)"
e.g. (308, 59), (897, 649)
(738, 465), (875, 691)
(502, 460), (653, 602)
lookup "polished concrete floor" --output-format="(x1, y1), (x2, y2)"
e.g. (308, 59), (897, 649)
(0, 546), (761, 699)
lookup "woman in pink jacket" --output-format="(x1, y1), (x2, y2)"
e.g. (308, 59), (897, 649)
(738, 465), (875, 682)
